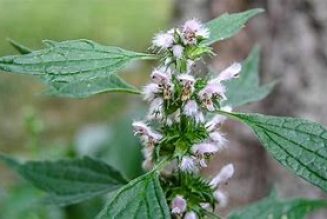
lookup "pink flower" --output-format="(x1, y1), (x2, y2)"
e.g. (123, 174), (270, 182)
(152, 32), (174, 49)
(142, 83), (160, 101)
(171, 195), (187, 214)
(191, 142), (219, 155)
(183, 100), (198, 117)
(211, 62), (242, 83)
(178, 74), (195, 101)
(184, 211), (198, 219)
(180, 156), (197, 172)
(151, 67), (172, 86)
(206, 115), (227, 132)
(183, 19), (202, 33)
(172, 45), (184, 59)
(198, 83), (226, 111)
(182, 19), (210, 44)
(147, 98), (164, 120)
(183, 100), (204, 123)
(210, 164), (234, 188)
(132, 121), (162, 144)
(132, 121), (151, 136)
(209, 132), (227, 149)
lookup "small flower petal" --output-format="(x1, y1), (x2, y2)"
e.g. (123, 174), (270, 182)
(171, 195), (187, 214)
(213, 190), (228, 208)
(192, 142), (219, 155)
(184, 211), (198, 219)
(172, 45), (184, 59)
(210, 163), (234, 187)
(152, 32), (174, 49)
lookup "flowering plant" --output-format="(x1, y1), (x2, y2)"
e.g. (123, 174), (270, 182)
(1, 8), (327, 219)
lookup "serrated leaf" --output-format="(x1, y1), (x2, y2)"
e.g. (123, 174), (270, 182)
(0, 155), (127, 206)
(7, 39), (33, 54)
(203, 8), (264, 45)
(97, 172), (171, 219)
(226, 112), (327, 192)
(45, 74), (140, 98)
(0, 39), (155, 98)
(0, 39), (155, 82)
(228, 191), (327, 219)
(222, 46), (276, 108)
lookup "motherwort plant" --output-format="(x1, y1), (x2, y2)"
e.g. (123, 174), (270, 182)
(1, 8), (327, 219)
(132, 19), (239, 218)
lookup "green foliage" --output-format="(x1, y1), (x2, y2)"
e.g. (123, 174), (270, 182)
(97, 172), (170, 219)
(203, 9), (264, 45)
(0, 40), (154, 98)
(46, 74), (140, 98)
(226, 112), (327, 192)
(228, 191), (327, 219)
(0, 184), (65, 219)
(223, 46), (276, 108)
(0, 155), (127, 206)
(7, 39), (32, 54)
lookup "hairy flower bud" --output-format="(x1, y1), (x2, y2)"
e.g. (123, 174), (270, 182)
(172, 45), (184, 59)
(171, 195), (187, 214)
(180, 156), (197, 172)
(143, 83), (160, 102)
(152, 32), (174, 49)
(210, 164), (234, 188)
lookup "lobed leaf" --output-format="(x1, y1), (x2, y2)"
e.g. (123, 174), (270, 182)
(226, 112), (327, 192)
(203, 8), (264, 45)
(97, 172), (171, 219)
(228, 191), (327, 219)
(222, 46), (276, 108)
(0, 155), (127, 206)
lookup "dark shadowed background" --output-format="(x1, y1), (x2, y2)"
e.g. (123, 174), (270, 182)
(0, 0), (326, 218)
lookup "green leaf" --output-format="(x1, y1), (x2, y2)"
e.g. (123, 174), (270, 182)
(97, 172), (171, 219)
(225, 112), (327, 192)
(7, 39), (33, 54)
(203, 8), (264, 45)
(45, 74), (140, 98)
(228, 191), (327, 219)
(0, 39), (154, 82)
(0, 155), (128, 206)
(222, 46), (276, 108)
(0, 39), (155, 98)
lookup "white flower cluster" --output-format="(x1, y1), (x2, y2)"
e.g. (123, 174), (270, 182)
(132, 19), (242, 218)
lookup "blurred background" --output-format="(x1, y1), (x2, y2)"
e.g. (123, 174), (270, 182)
(0, 0), (326, 218)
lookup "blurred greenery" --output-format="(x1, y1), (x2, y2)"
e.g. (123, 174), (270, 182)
(0, 0), (173, 218)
